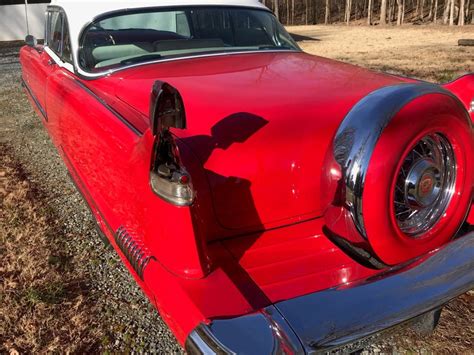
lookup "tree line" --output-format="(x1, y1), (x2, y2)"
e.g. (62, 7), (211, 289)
(261, 0), (473, 25)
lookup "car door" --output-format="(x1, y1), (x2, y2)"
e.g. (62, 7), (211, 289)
(43, 9), (149, 250)
(21, 12), (61, 118)
(40, 8), (75, 143)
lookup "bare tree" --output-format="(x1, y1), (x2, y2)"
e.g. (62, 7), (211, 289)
(286, 0), (290, 24)
(458, 0), (465, 24)
(402, 0), (406, 22)
(380, 0), (388, 24)
(291, 0), (295, 24)
(449, 0), (455, 24)
(325, 0), (331, 23)
(443, 0), (451, 23)
(368, 0), (373, 23)
(305, 0), (310, 24)
(466, 0), (470, 22)
(345, 0), (353, 23)
(274, 0), (280, 20)
(397, 0), (404, 23)
(391, 0), (397, 20)
(420, 0), (425, 19)
(433, 0), (439, 22)
(258, 0), (472, 26)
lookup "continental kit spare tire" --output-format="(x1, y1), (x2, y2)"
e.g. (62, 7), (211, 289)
(322, 83), (473, 266)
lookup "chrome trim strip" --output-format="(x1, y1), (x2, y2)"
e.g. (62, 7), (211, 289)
(21, 78), (47, 120)
(185, 233), (473, 354)
(332, 83), (468, 239)
(71, 79), (143, 136)
(75, 50), (299, 80)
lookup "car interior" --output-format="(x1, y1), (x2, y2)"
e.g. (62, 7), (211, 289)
(79, 8), (298, 70)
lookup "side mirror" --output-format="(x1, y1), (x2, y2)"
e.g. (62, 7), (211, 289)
(25, 35), (37, 47)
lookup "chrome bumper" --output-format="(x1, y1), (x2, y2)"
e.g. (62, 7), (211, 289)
(185, 234), (474, 354)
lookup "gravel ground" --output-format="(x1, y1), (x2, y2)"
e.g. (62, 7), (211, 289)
(0, 47), (183, 353)
(1, 36), (472, 353)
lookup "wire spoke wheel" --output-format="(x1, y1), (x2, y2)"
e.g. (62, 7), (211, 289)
(393, 133), (456, 237)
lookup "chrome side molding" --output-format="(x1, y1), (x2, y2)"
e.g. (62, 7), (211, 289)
(21, 78), (47, 120)
(115, 226), (154, 279)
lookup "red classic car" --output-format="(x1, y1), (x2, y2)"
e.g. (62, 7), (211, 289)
(20, 0), (473, 353)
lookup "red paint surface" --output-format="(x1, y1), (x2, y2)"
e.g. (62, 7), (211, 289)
(20, 46), (473, 346)
(468, 203), (474, 224)
(89, 52), (410, 238)
(443, 74), (474, 121)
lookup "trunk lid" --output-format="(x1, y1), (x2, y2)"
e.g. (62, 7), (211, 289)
(107, 52), (408, 231)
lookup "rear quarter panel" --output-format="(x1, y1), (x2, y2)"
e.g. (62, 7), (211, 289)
(443, 74), (474, 121)
(44, 69), (207, 279)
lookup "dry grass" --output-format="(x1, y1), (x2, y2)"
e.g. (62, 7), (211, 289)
(0, 144), (102, 353)
(375, 293), (474, 354)
(289, 25), (474, 82)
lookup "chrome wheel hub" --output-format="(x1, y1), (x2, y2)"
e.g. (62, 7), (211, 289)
(394, 134), (456, 237)
(405, 159), (441, 208)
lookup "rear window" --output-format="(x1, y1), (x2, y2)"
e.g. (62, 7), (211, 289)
(79, 7), (299, 72)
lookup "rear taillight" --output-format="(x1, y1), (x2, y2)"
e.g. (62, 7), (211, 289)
(149, 136), (194, 206)
(149, 82), (194, 206)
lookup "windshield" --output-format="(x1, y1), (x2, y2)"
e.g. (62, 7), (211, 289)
(79, 7), (300, 72)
